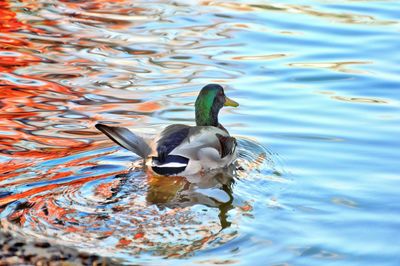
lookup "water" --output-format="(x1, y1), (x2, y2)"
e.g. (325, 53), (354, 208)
(0, 0), (399, 265)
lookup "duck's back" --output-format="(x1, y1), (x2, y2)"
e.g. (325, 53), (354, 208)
(151, 124), (236, 176)
(170, 126), (227, 159)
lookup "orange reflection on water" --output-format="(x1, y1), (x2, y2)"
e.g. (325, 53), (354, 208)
(0, 51), (44, 72)
(0, 0), (247, 260)
(0, 2), (110, 225)
(0, 157), (121, 204)
(0, 0), (41, 33)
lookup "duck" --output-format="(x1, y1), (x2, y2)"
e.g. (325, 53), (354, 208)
(95, 84), (239, 176)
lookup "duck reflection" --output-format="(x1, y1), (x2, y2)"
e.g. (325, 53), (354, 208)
(143, 164), (237, 229)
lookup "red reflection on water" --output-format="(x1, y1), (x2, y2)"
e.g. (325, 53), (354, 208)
(0, 52), (43, 72)
(0, 169), (124, 206)
(0, 0), (41, 33)
(0, 0), (103, 210)
(0, 1), (231, 258)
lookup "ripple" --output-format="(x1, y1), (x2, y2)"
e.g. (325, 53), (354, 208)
(231, 53), (290, 61)
(0, 137), (283, 262)
(1, 0), (400, 265)
(331, 95), (388, 104)
(288, 61), (372, 74)
(0, 73), (47, 86)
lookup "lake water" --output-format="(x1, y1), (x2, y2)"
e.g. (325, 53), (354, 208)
(0, 0), (399, 265)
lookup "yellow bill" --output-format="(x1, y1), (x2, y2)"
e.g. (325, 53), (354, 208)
(224, 96), (239, 107)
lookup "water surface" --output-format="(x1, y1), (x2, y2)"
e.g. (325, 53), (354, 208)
(0, 0), (399, 265)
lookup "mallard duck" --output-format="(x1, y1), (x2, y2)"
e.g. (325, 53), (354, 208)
(95, 84), (239, 176)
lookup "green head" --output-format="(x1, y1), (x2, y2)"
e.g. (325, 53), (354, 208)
(195, 84), (239, 126)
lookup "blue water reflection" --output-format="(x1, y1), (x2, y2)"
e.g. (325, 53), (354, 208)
(0, 0), (399, 265)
